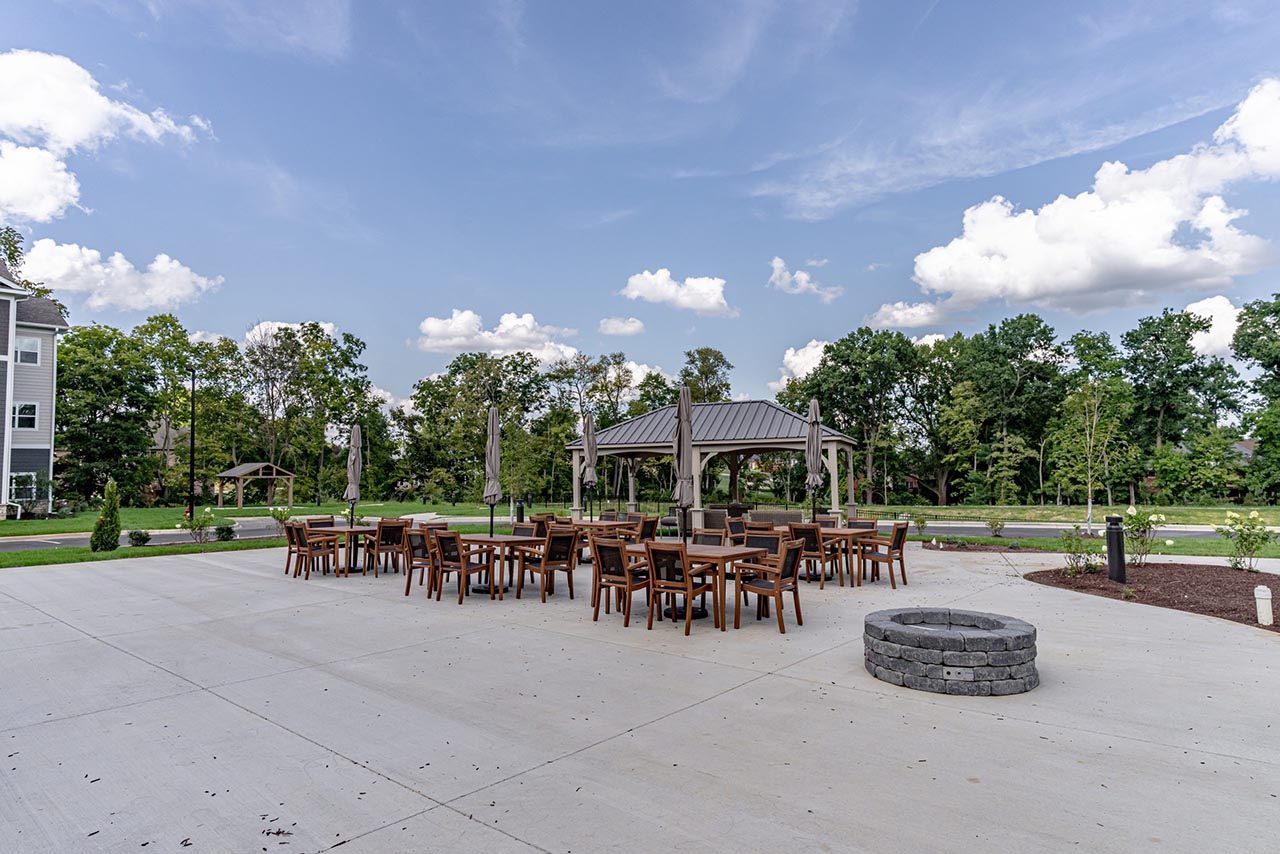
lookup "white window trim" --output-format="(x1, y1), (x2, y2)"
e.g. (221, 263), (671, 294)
(9, 472), (37, 502)
(12, 401), (38, 431)
(14, 335), (40, 367)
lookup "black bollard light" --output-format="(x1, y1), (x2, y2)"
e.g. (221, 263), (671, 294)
(1105, 515), (1126, 583)
(516, 498), (525, 523)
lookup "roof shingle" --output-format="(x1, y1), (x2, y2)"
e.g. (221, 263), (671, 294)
(567, 399), (852, 449)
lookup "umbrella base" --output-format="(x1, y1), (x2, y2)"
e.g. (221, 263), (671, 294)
(471, 584), (511, 595)
(663, 605), (709, 620)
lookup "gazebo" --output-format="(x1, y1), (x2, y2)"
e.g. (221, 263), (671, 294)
(214, 462), (295, 509)
(566, 399), (858, 527)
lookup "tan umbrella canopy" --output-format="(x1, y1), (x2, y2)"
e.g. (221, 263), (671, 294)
(343, 423), (362, 526)
(805, 399), (824, 520)
(671, 386), (695, 540)
(581, 411), (598, 519)
(484, 406), (502, 534)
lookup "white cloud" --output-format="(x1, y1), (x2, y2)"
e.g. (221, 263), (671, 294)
(0, 142), (81, 222)
(768, 256), (842, 303)
(1185, 295), (1242, 357)
(0, 50), (205, 222)
(911, 333), (946, 347)
(867, 301), (946, 329)
(244, 320), (337, 344)
(145, 0), (352, 60)
(598, 316), (645, 336)
(805, 257), (829, 267)
(23, 239), (222, 311)
(767, 339), (829, 392)
(414, 309), (577, 363)
(869, 78), (1280, 327)
(622, 360), (674, 385)
(188, 330), (228, 344)
(866, 262), (888, 271)
(621, 268), (736, 316)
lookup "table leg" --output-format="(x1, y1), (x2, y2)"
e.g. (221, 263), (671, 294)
(719, 561), (727, 631)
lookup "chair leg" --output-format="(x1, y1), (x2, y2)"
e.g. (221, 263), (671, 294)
(792, 587), (803, 625)
(898, 554), (908, 585)
(684, 593), (693, 636)
(775, 591), (786, 634)
(623, 587), (633, 627)
(647, 589), (657, 629)
(566, 568), (575, 600)
(540, 570), (548, 603)
(886, 558), (896, 589)
(593, 583), (604, 621)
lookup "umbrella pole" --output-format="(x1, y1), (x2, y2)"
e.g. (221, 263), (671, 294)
(489, 503), (495, 536)
(349, 500), (356, 528)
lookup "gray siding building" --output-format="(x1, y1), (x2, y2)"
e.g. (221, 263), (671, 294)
(0, 259), (68, 514)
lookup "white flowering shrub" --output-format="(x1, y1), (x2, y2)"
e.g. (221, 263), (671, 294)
(1214, 510), (1274, 572)
(1123, 506), (1166, 567)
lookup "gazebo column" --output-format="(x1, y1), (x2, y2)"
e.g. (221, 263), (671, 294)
(845, 446), (858, 519)
(626, 459), (638, 514)
(235, 478), (245, 509)
(217, 480), (224, 509)
(570, 449), (583, 520)
(286, 478), (294, 508)
(827, 444), (840, 516)
(691, 448), (704, 531)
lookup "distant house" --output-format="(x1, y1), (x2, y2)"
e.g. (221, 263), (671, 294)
(0, 259), (69, 515)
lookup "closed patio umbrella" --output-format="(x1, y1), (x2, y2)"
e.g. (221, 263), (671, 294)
(343, 423), (362, 527)
(671, 386), (695, 542)
(582, 411), (598, 521)
(805, 399), (824, 522)
(484, 406), (502, 535)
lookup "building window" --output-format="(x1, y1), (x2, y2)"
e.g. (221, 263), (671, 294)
(14, 336), (40, 366)
(9, 472), (37, 502)
(12, 402), (37, 430)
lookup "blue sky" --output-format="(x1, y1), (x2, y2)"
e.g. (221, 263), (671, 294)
(3, 1), (1279, 406)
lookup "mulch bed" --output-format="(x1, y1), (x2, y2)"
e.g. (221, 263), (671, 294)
(923, 541), (1049, 553)
(1025, 563), (1279, 633)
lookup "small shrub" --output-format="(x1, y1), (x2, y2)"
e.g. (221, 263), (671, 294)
(986, 519), (1005, 537)
(268, 507), (292, 536)
(912, 515), (928, 535)
(214, 523), (235, 542)
(1121, 586), (1138, 601)
(1214, 510), (1274, 571)
(89, 479), (121, 552)
(178, 506), (217, 544)
(1123, 506), (1166, 567)
(1007, 540), (1022, 550)
(127, 529), (151, 547)
(1061, 525), (1102, 577)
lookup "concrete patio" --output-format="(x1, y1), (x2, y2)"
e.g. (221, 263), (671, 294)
(1, 544), (1275, 853)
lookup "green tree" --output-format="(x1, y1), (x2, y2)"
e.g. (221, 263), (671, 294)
(89, 478), (121, 552)
(1122, 309), (1240, 450)
(1232, 293), (1280, 401)
(678, 347), (733, 402)
(905, 334), (966, 505)
(134, 314), (195, 502)
(57, 325), (160, 502)
(628, 371), (678, 417)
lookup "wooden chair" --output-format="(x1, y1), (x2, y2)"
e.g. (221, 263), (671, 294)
(516, 527), (579, 602)
(724, 517), (746, 546)
(814, 514), (841, 529)
(744, 520), (776, 533)
(847, 519), (876, 530)
(637, 516), (659, 541)
(434, 531), (497, 604)
(364, 519), (409, 576)
(402, 528), (437, 597)
(789, 523), (843, 588)
(599, 509), (619, 521)
(291, 523), (338, 580)
(590, 536), (649, 627)
(692, 529), (724, 546)
(736, 539), (805, 633)
(283, 521), (302, 576)
(644, 542), (720, 634)
(858, 521), (909, 589)
(511, 522), (537, 537)
(304, 516), (337, 528)
(623, 513), (645, 524)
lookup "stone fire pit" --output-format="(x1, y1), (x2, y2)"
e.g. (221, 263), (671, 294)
(864, 608), (1038, 696)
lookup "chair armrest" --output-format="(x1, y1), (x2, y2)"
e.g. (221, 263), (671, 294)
(733, 560), (775, 575)
(462, 545), (495, 559)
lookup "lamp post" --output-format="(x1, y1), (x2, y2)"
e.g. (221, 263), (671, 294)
(187, 366), (196, 519)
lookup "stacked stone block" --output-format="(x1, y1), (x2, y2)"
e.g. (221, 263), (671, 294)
(863, 608), (1038, 696)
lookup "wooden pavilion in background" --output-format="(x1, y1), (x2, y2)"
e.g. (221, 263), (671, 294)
(214, 462), (295, 509)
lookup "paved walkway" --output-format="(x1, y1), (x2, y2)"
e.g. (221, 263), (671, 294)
(0, 545), (1274, 852)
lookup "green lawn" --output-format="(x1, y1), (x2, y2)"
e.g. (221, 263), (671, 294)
(875, 503), (1272, 527)
(910, 533), (1280, 560)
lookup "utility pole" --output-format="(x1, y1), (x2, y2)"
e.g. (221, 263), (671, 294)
(187, 366), (196, 518)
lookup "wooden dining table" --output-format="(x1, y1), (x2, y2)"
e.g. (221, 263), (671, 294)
(308, 524), (377, 576)
(625, 542), (767, 631)
(776, 525), (882, 586)
(461, 533), (544, 598)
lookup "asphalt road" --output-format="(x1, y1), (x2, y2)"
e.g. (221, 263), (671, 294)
(0, 517), (1219, 553)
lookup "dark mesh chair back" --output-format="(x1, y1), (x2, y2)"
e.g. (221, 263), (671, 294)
(594, 538), (629, 580)
(692, 530), (723, 546)
(511, 523), (536, 538)
(639, 517), (658, 540)
(814, 516), (839, 528)
(436, 531), (462, 563)
(378, 520), (407, 547)
(848, 519), (876, 530)
(600, 509), (618, 521)
(744, 532), (782, 556)
(546, 530), (578, 562)
(406, 530), (431, 560)
(308, 518), (335, 529)
(777, 539), (804, 581)
(625, 513), (645, 523)
(891, 521), (909, 550)
(790, 523), (821, 551)
(284, 522), (299, 548)
(726, 518), (746, 538)
(646, 544), (688, 583)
